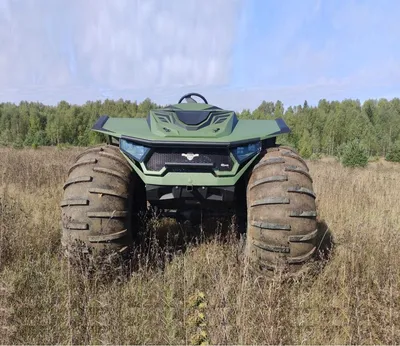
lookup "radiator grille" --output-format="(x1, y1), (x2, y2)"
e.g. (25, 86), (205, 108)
(145, 148), (233, 172)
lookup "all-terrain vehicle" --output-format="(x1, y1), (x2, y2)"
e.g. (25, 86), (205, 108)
(61, 93), (318, 274)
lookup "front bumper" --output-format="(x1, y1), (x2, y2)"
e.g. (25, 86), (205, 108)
(123, 151), (260, 186)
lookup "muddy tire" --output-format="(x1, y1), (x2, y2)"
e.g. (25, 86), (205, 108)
(61, 144), (143, 258)
(245, 146), (317, 275)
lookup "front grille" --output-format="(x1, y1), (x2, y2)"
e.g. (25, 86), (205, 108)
(145, 148), (233, 172)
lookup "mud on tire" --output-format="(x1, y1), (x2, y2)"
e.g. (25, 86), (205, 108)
(61, 144), (142, 260)
(246, 146), (317, 275)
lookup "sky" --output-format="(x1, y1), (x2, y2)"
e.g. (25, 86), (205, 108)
(0, 0), (399, 111)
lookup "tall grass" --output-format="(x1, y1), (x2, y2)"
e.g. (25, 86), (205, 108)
(0, 147), (399, 344)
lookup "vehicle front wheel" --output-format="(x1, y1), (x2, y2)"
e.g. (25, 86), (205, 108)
(60, 144), (145, 259)
(245, 146), (318, 275)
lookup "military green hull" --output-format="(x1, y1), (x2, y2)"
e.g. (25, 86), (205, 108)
(92, 101), (290, 187)
(62, 94), (319, 276)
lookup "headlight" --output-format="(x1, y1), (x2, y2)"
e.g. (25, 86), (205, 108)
(231, 141), (261, 163)
(120, 139), (150, 162)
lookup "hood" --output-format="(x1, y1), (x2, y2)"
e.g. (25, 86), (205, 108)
(91, 103), (290, 145)
(147, 103), (238, 138)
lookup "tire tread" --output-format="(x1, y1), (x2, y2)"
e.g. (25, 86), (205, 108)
(61, 144), (136, 256)
(246, 145), (318, 274)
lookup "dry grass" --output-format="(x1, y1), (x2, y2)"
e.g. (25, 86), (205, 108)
(0, 146), (399, 345)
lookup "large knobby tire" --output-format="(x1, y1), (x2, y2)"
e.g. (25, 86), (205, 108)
(245, 146), (317, 275)
(61, 144), (141, 258)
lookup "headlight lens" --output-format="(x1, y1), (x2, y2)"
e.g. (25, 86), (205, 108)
(120, 139), (150, 162)
(232, 141), (261, 163)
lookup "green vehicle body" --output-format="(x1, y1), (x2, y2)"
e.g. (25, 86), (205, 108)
(92, 96), (290, 188)
(61, 94), (318, 275)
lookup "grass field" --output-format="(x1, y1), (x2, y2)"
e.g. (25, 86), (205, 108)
(0, 147), (399, 345)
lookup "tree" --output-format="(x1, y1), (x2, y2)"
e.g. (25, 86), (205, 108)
(385, 142), (400, 162)
(298, 129), (313, 158)
(253, 101), (275, 119)
(238, 109), (251, 119)
(274, 100), (284, 118)
(340, 140), (369, 168)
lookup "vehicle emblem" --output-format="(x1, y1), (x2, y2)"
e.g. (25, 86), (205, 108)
(182, 153), (199, 161)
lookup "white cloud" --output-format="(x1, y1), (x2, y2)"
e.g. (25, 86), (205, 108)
(1, 0), (399, 111)
(0, 0), (74, 87)
(0, 0), (243, 90)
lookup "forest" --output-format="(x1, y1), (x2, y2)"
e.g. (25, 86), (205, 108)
(0, 97), (400, 160)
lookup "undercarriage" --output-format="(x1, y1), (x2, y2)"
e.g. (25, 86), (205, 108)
(145, 183), (246, 224)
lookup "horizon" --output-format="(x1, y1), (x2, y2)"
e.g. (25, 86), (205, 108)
(0, 0), (399, 111)
(0, 93), (398, 113)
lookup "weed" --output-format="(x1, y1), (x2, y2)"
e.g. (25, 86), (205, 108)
(0, 147), (399, 344)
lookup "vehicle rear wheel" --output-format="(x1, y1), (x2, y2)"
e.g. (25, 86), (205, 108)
(60, 144), (145, 260)
(245, 145), (318, 275)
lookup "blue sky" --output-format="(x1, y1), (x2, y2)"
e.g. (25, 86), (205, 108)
(0, 0), (399, 111)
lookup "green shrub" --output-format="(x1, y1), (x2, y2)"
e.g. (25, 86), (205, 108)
(340, 140), (369, 168)
(385, 144), (400, 163)
(12, 137), (24, 150)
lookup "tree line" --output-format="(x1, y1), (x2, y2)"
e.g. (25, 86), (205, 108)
(0, 97), (399, 159)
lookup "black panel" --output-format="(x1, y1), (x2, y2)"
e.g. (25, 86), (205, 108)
(166, 165), (215, 173)
(270, 117), (291, 135)
(261, 136), (277, 150)
(145, 184), (236, 209)
(145, 147), (233, 172)
(231, 113), (239, 131)
(169, 105), (222, 111)
(175, 110), (211, 125)
(148, 109), (238, 131)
